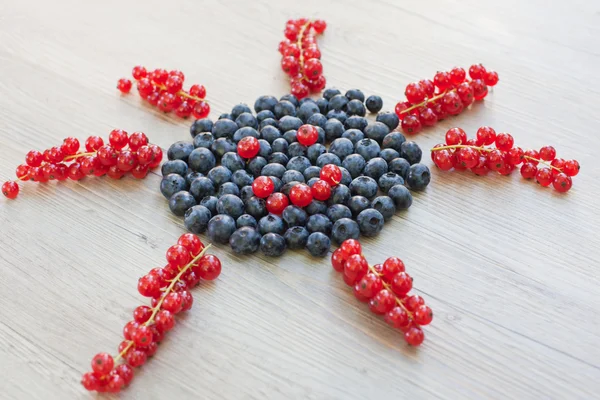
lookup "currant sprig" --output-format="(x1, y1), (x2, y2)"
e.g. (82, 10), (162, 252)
(117, 66), (210, 119)
(81, 233), (222, 393)
(395, 64), (499, 135)
(430, 127), (580, 193)
(331, 239), (432, 346)
(279, 18), (327, 99)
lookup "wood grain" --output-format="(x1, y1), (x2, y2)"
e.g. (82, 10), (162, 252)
(1, 0), (599, 398)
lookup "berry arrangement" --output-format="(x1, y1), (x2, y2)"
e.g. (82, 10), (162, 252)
(81, 233), (221, 393)
(160, 89), (430, 257)
(395, 64), (499, 135)
(279, 18), (327, 99)
(117, 66), (210, 119)
(431, 127), (580, 192)
(1, 130), (162, 199)
(331, 239), (432, 346)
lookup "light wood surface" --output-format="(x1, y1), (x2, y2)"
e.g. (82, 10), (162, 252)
(1, 0), (599, 399)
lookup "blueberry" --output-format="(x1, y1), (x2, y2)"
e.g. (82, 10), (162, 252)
(271, 138), (289, 153)
(260, 125), (282, 143)
(323, 88), (341, 100)
(297, 101), (320, 122)
(270, 176), (283, 193)
(268, 152), (289, 166)
(261, 163), (286, 178)
(217, 182), (239, 198)
(305, 213), (332, 235)
(316, 98), (329, 114)
(207, 166), (232, 186)
(371, 196), (396, 221)
(317, 153), (341, 167)
(376, 111), (400, 131)
(207, 214), (236, 244)
(282, 170), (305, 184)
(258, 139), (272, 159)
(260, 233), (286, 256)
(380, 148), (400, 163)
(339, 167), (352, 186)
(190, 177), (215, 200)
(274, 100), (297, 119)
(305, 200), (328, 215)
(365, 95), (383, 113)
(327, 204), (352, 222)
(357, 208), (384, 237)
(342, 154), (366, 179)
(316, 126), (327, 145)
(303, 166), (321, 181)
(221, 152), (245, 172)
(328, 184), (351, 206)
(280, 94), (299, 107)
(329, 138), (354, 160)
(378, 172), (404, 193)
(216, 194), (245, 219)
(167, 141), (194, 162)
(324, 119), (345, 141)
(258, 214), (286, 235)
(328, 94), (348, 111)
(307, 177), (319, 187)
(256, 109), (276, 123)
(281, 181), (301, 196)
(282, 131), (297, 145)
(400, 141), (423, 165)
(219, 113), (233, 121)
(284, 226), (310, 249)
(254, 95), (278, 113)
(364, 157), (388, 181)
(169, 191), (197, 216)
(344, 116), (368, 132)
(345, 89), (365, 102)
(239, 186), (255, 203)
(346, 99), (366, 117)
(306, 232), (331, 257)
(348, 195), (370, 216)
(305, 144), (325, 164)
(286, 156), (312, 173)
(342, 128), (365, 145)
(193, 132), (215, 149)
(184, 205), (212, 233)
(349, 176), (378, 198)
(326, 109), (348, 124)
(388, 157), (411, 180)
(185, 171), (204, 186)
(200, 195), (218, 216)
(211, 138), (237, 158)
(190, 118), (214, 138)
(406, 164), (431, 191)
(233, 127), (260, 143)
(382, 132), (406, 152)
(231, 103), (252, 120)
(282, 205), (308, 227)
(245, 196), (267, 219)
(247, 156), (267, 177)
(364, 122), (390, 144)
(286, 143), (305, 158)
(235, 112), (258, 130)
(161, 174), (188, 199)
(187, 148), (215, 174)
(307, 112), (327, 128)
(331, 218), (361, 244)
(229, 227), (261, 254)
(279, 116), (303, 132)
(355, 138), (381, 161)
(299, 98), (317, 107)
(236, 214), (258, 229)
(161, 160), (188, 177)
(388, 184), (413, 209)
(212, 119), (238, 139)
(259, 118), (279, 131)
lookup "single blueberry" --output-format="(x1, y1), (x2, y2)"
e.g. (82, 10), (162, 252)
(388, 184), (413, 210)
(217, 182), (240, 198)
(382, 132), (406, 152)
(258, 214), (286, 235)
(207, 214), (236, 244)
(306, 213), (333, 235)
(207, 166), (232, 186)
(328, 94), (349, 111)
(307, 113), (327, 129)
(356, 208), (384, 237)
(256, 109), (276, 123)
(254, 95), (278, 113)
(346, 99), (366, 117)
(324, 119), (345, 141)
(297, 101), (320, 122)
(279, 116), (303, 132)
(306, 144), (326, 164)
(161, 160), (188, 177)
(316, 98), (329, 114)
(279, 94), (299, 107)
(355, 138), (381, 161)
(190, 177), (216, 200)
(161, 174), (188, 199)
(406, 164), (431, 191)
(348, 195), (371, 217)
(282, 170), (305, 184)
(328, 184), (351, 206)
(193, 132), (215, 149)
(327, 204), (352, 222)
(236, 214), (258, 229)
(219, 113), (233, 120)
(200, 195), (218, 216)
(184, 205), (212, 233)
(274, 100), (297, 119)
(260, 233), (287, 256)
(339, 167), (353, 186)
(287, 156), (312, 173)
(231, 103), (252, 120)
(345, 89), (365, 102)
(331, 218), (361, 245)
(323, 88), (341, 101)
(167, 141), (194, 162)
(363, 157), (388, 181)
(306, 232), (331, 257)
(344, 116), (368, 132)
(342, 128), (365, 145)
(270, 176), (283, 193)
(270, 138), (288, 154)
(216, 194), (245, 219)
(316, 126), (327, 145)
(261, 163), (286, 178)
(287, 142), (307, 158)
(190, 118), (214, 138)
(400, 141), (423, 165)
(380, 148), (400, 163)
(342, 154), (367, 179)
(281, 181), (301, 197)
(304, 200), (327, 216)
(378, 172), (405, 194)
(260, 125), (282, 144)
(376, 111), (400, 131)
(233, 127), (260, 143)
(221, 152), (245, 172)
(187, 147), (216, 174)
(229, 227), (261, 254)
(282, 205), (308, 227)
(239, 186), (255, 203)
(284, 226), (310, 249)
(283, 130), (297, 145)
(364, 122), (390, 144)
(326, 109), (348, 124)
(303, 166), (321, 181)
(185, 171), (204, 187)
(211, 138), (237, 158)
(258, 139), (272, 159)
(169, 191), (197, 216)
(317, 153), (341, 168)
(299, 98), (317, 106)
(259, 118), (279, 131)
(365, 95), (383, 113)
(245, 196), (267, 219)
(329, 138), (354, 161)
(232, 170), (254, 188)
(235, 112), (258, 130)
(247, 156), (268, 177)
(371, 196), (396, 221)
(212, 119), (238, 139)
(307, 177), (320, 187)
(268, 152), (289, 166)
(349, 176), (378, 198)
(388, 157), (411, 180)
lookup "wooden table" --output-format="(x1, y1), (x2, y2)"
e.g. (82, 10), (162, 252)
(1, 0), (599, 398)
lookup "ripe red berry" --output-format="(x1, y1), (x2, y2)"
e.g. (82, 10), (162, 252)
(128, 132), (148, 152)
(552, 172), (572, 192)
(114, 364), (134, 386)
(289, 183), (313, 207)
(356, 273), (384, 299)
(441, 91), (463, 115)
(311, 179), (331, 201)
(432, 149), (454, 171)
(401, 115), (422, 135)
(25, 150), (44, 167)
(535, 167), (553, 187)
(117, 78), (132, 93)
(433, 71), (451, 91)
(449, 66), (466, 85)
(344, 254), (368, 283)
(445, 127), (467, 145)
(495, 133), (514, 151)
(468, 63), (487, 79)
(319, 164), (342, 186)
(133, 305), (152, 323)
(340, 239), (362, 257)
(405, 294), (425, 311)
(312, 19), (327, 33)
(484, 70), (499, 86)
(137, 274), (161, 297)
(405, 82), (426, 104)
(563, 160), (580, 177)
(456, 82), (474, 106)
(132, 65), (147, 80)
(81, 372), (100, 391)
(505, 147), (524, 165)
(96, 145), (118, 166)
(471, 79), (488, 100)
(266, 192), (289, 214)
(126, 349), (147, 367)
(166, 245), (191, 269)
(297, 125), (319, 146)
(162, 292), (183, 314)
(304, 58), (323, 79)
(252, 176), (274, 198)
(385, 306), (410, 329)
(419, 107), (438, 127)
(165, 75), (183, 94)
(391, 272), (413, 297)
(281, 56), (299, 76)
(476, 126), (496, 146)
(369, 289), (396, 315)
(2, 181), (19, 199)
(381, 257), (405, 281)
(331, 248), (348, 272)
(404, 325), (425, 346)
(85, 136), (104, 152)
(91, 352), (114, 376)
(414, 305), (433, 325)
(155, 310), (175, 332)
(520, 162), (537, 179)
(177, 233), (204, 255)
(238, 136), (260, 159)
(539, 146), (556, 161)
(189, 84), (207, 99)
(195, 254), (221, 280)
(107, 129), (128, 150)
(132, 325), (154, 347)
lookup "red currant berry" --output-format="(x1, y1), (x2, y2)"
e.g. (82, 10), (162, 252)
(356, 273), (383, 299)
(449, 66), (466, 85)
(180, 290), (194, 311)
(116, 151), (138, 172)
(433, 71), (452, 91)
(505, 147), (524, 165)
(344, 254), (368, 282)
(484, 70), (499, 86)
(266, 192), (289, 214)
(468, 63), (487, 79)
(284, 24), (299, 40)
(238, 136), (260, 159)
(331, 248), (348, 272)
(404, 325), (425, 346)
(471, 155), (489, 176)
(405, 294), (425, 311)
(414, 305), (433, 325)
(382, 257), (405, 281)
(419, 79), (435, 97)
(552, 173), (572, 192)
(96, 145), (118, 166)
(136, 78), (154, 98)
(433, 149), (454, 171)
(128, 132), (148, 152)
(162, 292), (183, 314)
(291, 82), (309, 99)
(166, 245), (191, 269)
(476, 126), (496, 146)
(155, 310), (175, 332)
(441, 91), (464, 115)
(133, 305), (152, 323)
(445, 127), (467, 145)
(106, 129), (127, 151)
(353, 283), (370, 302)
(148, 144), (163, 168)
(91, 352), (114, 376)
(550, 158), (566, 177)
(456, 82), (474, 106)
(16, 164), (30, 180)
(25, 150), (44, 167)
(319, 164), (342, 186)
(289, 183), (313, 207)
(486, 150), (505, 171)
(150, 68), (168, 84)
(535, 167), (553, 187)
(281, 56), (300, 76)
(539, 146), (556, 161)
(126, 349), (147, 367)
(67, 163), (84, 180)
(189, 84), (207, 99)
(523, 149), (540, 165)
(395, 102), (409, 118)
(123, 320), (139, 340)
(85, 136), (104, 152)
(174, 101), (192, 118)
(79, 156), (99, 175)
(312, 19), (327, 33)
(401, 115), (422, 135)
(81, 372), (100, 391)
(385, 306), (410, 329)
(471, 79), (488, 100)
(297, 124), (318, 146)
(495, 133), (514, 151)
(132, 65), (147, 80)
(132, 325), (153, 348)
(178, 233), (203, 255)
(117, 78), (132, 93)
(138, 274), (161, 297)
(311, 179), (331, 201)
(340, 239), (361, 257)
(136, 145), (155, 165)
(252, 176), (274, 198)
(405, 82), (426, 104)
(303, 45), (321, 60)
(391, 272), (413, 297)
(304, 58), (323, 79)
(563, 160), (580, 177)
(369, 289), (396, 315)
(165, 75), (183, 94)
(520, 162), (537, 179)
(114, 364), (134, 386)
(2, 181), (19, 199)
(193, 101), (210, 119)
(195, 254), (221, 280)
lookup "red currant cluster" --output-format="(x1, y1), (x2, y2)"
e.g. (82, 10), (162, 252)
(81, 233), (221, 393)
(279, 18), (327, 99)
(117, 66), (210, 119)
(331, 239), (432, 346)
(2, 130), (162, 200)
(395, 64), (499, 135)
(431, 127), (580, 192)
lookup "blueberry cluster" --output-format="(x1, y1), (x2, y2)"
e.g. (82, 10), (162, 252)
(160, 88), (430, 257)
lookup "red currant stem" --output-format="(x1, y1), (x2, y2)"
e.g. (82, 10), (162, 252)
(113, 243), (212, 364)
(144, 81), (208, 104)
(430, 144), (492, 153)
(399, 90), (451, 115)
(296, 20), (314, 82)
(367, 264), (414, 320)
(64, 151), (97, 161)
(522, 155), (562, 172)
